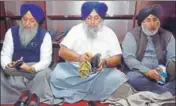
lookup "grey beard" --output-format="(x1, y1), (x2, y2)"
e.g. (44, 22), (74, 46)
(142, 23), (159, 36)
(83, 21), (103, 40)
(19, 22), (38, 47)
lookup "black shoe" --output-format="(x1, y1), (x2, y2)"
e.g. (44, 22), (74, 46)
(26, 93), (40, 106)
(14, 90), (32, 106)
(87, 101), (96, 106)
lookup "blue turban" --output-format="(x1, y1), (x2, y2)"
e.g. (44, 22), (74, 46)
(20, 3), (44, 23)
(138, 4), (163, 26)
(81, 2), (108, 19)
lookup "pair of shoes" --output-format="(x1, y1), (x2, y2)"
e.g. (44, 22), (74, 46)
(26, 93), (40, 106)
(14, 90), (40, 106)
(14, 90), (31, 106)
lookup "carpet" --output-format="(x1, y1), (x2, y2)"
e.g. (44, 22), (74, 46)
(1, 101), (109, 106)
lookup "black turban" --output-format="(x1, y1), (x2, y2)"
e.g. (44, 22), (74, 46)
(137, 4), (163, 26)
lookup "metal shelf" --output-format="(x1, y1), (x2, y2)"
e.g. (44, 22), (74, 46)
(0, 15), (137, 21)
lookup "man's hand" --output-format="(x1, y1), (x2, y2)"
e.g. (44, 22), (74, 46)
(96, 59), (106, 72)
(20, 63), (35, 72)
(79, 52), (92, 62)
(144, 69), (161, 81)
(7, 61), (17, 68)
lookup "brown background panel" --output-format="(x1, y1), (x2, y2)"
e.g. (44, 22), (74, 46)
(0, 1), (6, 40)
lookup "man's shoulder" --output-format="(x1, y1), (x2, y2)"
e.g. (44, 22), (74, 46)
(102, 25), (115, 33)
(127, 27), (141, 37)
(10, 25), (19, 30)
(159, 28), (172, 36)
(71, 23), (83, 31)
(38, 27), (47, 32)
(129, 27), (141, 33)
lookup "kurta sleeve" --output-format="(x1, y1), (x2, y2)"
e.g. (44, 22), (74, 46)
(122, 32), (150, 73)
(1, 29), (14, 70)
(109, 29), (122, 56)
(60, 27), (78, 50)
(166, 34), (176, 64)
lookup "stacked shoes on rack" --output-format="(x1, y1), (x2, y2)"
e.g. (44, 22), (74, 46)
(14, 90), (40, 106)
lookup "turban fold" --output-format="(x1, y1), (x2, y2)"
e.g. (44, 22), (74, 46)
(20, 3), (44, 23)
(81, 2), (108, 19)
(137, 4), (163, 26)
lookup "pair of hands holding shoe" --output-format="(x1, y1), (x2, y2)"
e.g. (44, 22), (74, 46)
(5, 57), (35, 76)
(78, 52), (107, 72)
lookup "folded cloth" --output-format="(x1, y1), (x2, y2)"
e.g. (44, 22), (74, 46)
(79, 61), (91, 78)
(79, 53), (101, 79)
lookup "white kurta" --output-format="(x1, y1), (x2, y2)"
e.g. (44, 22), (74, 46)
(0, 27), (62, 104)
(50, 23), (127, 103)
(61, 23), (122, 59)
(1, 28), (52, 71)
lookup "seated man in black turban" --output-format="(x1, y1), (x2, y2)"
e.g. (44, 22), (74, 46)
(122, 4), (175, 95)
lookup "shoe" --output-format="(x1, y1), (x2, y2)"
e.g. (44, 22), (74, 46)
(26, 93), (40, 106)
(14, 90), (32, 106)
(91, 53), (101, 73)
(87, 101), (96, 106)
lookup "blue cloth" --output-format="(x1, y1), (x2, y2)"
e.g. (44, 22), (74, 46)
(20, 3), (44, 23)
(50, 62), (127, 103)
(138, 4), (163, 26)
(127, 71), (175, 95)
(11, 25), (46, 62)
(81, 2), (108, 19)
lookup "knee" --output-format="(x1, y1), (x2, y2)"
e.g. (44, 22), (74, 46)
(127, 71), (144, 84)
(35, 68), (51, 78)
(50, 68), (62, 84)
(167, 61), (176, 74)
(32, 69), (52, 82)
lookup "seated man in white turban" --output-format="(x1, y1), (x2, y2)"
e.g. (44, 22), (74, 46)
(122, 4), (175, 95)
(1, 3), (62, 104)
(50, 1), (128, 104)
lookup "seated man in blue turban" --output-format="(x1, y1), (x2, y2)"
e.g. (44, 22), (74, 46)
(1, 3), (62, 104)
(122, 4), (175, 95)
(50, 1), (128, 104)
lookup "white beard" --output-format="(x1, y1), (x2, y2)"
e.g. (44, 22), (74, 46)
(83, 21), (103, 40)
(142, 23), (160, 36)
(19, 22), (38, 47)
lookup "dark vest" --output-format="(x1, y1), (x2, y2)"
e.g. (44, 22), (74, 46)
(130, 27), (172, 65)
(11, 25), (46, 62)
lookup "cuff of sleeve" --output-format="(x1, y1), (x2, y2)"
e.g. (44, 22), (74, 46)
(139, 67), (150, 73)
